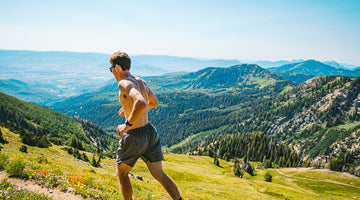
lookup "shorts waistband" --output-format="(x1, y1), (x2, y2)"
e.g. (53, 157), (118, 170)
(126, 123), (152, 134)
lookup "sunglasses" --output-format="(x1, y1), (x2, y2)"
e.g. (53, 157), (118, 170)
(109, 64), (116, 72)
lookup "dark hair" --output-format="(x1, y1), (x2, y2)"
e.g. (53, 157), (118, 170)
(109, 51), (131, 71)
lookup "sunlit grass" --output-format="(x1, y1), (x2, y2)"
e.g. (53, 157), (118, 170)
(1, 126), (360, 200)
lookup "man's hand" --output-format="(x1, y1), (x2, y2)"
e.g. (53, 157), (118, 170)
(118, 108), (125, 117)
(116, 124), (128, 137)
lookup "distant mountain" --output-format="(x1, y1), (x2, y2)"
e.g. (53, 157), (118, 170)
(339, 62), (359, 69)
(323, 61), (346, 69)
(0, 92), (117, 152)
(248, 59), (305, 68)
(0, 50), (242, 104)
(0, 50), (113, 104)
(269, 60), (360, 84)
(132, 55), (242, 72)
(0, 79), (59, 104)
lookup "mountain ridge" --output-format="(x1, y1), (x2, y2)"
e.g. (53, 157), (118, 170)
(269, 60), (360, 84)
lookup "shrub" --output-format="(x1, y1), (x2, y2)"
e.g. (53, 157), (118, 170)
(0, 129), (8, 144)
(20, 145), (28, 153)
(243, 161), (254, 176)
(264, 172), (272, 182)
(37, 155), (48, 164)
(329, 158), (343, 172)
(5, 159), (26, 176)
(0, 153), (10, 170)
(233, 158), (244, 178)
(263, 159), (272, 168)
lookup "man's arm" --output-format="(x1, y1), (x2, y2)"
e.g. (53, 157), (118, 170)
(146, 82), (159, 109)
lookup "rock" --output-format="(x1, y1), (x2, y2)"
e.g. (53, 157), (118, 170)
(135, 175), (143, 181)
(67, 187), (74, 193)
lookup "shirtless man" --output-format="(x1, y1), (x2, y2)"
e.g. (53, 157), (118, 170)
(110, 52), (182, 200)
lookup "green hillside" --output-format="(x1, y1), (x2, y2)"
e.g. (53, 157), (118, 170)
(1, 127), (360, 200)
(49, 65), (294, 144)
(0, 92), (117, 153)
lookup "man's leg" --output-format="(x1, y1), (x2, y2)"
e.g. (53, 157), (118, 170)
(117, 163), (133, 200)
(146, 161), (181, 200)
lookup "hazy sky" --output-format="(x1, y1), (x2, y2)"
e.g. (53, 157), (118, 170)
(1, 0), (359, 65)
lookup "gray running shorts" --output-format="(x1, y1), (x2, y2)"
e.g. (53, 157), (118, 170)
(116, 123), (164, 167)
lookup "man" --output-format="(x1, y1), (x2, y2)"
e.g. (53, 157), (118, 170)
(110, 51), (182, 200)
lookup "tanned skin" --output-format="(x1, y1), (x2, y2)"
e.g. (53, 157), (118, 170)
(112, 63), (181, 200)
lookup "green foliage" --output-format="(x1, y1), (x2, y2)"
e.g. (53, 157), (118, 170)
(190, 132), (301, 168)
(0, 129), (8, 144)
(21, 131), (52, 148)
(70, 136), (84, 150)
(91, 154), (101, 168)
(243, 160), (254, 176)
(329, 158), (344, 172)
(264, 172), (272, 182)
(213, 153), (220, 167)
(19, 145), (28, 153)
(0, 92), (117, 154)
(233, 158), (243, 178)
(37, 156), (48, 164)
(0, 153), (10, 170)
(5, 159), (26, 176)
(62, 146), (90, 163)
(263, 159), (272, 168)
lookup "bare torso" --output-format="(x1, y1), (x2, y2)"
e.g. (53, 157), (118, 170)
(119, 76), (149, 129)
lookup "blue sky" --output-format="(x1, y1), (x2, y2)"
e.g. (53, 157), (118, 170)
(0, 0), (359, 65)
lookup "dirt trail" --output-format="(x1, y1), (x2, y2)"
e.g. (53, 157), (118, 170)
(0, 172), (83, 200)
(276, 168), (360, 189)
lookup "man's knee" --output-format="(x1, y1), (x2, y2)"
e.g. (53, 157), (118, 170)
(117, 163), (132, 179)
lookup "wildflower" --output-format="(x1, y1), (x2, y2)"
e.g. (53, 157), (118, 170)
(95, 185), (101, 190)
(4, 177), (8, 181)
(6, 187), (11, 191)
(41, 170), (49, 176)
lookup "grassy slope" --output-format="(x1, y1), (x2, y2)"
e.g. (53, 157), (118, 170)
(1, 126), (360, 200)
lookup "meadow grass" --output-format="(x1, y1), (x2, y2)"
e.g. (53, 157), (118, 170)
(1, 126), (360, 200)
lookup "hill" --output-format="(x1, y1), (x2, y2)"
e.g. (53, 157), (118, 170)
(0, 79), (59, 104)
(49, 65), (294, 136)
(175, 76), (360, 173)
(269, 60), (360, 84)
(1, 127), (360, 200)
(0, 92), (117, 153)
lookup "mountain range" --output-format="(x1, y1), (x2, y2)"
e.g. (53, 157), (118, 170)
(269, 60), (360, 84)
(1, 49), (359, 105)
(1, 50), (360, 176)
(48, 64), (360, 170)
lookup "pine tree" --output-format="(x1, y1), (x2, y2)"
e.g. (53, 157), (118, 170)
(233, 158), (243, 178)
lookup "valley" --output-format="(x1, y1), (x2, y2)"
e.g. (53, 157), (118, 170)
(1, 50), (360, 199)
